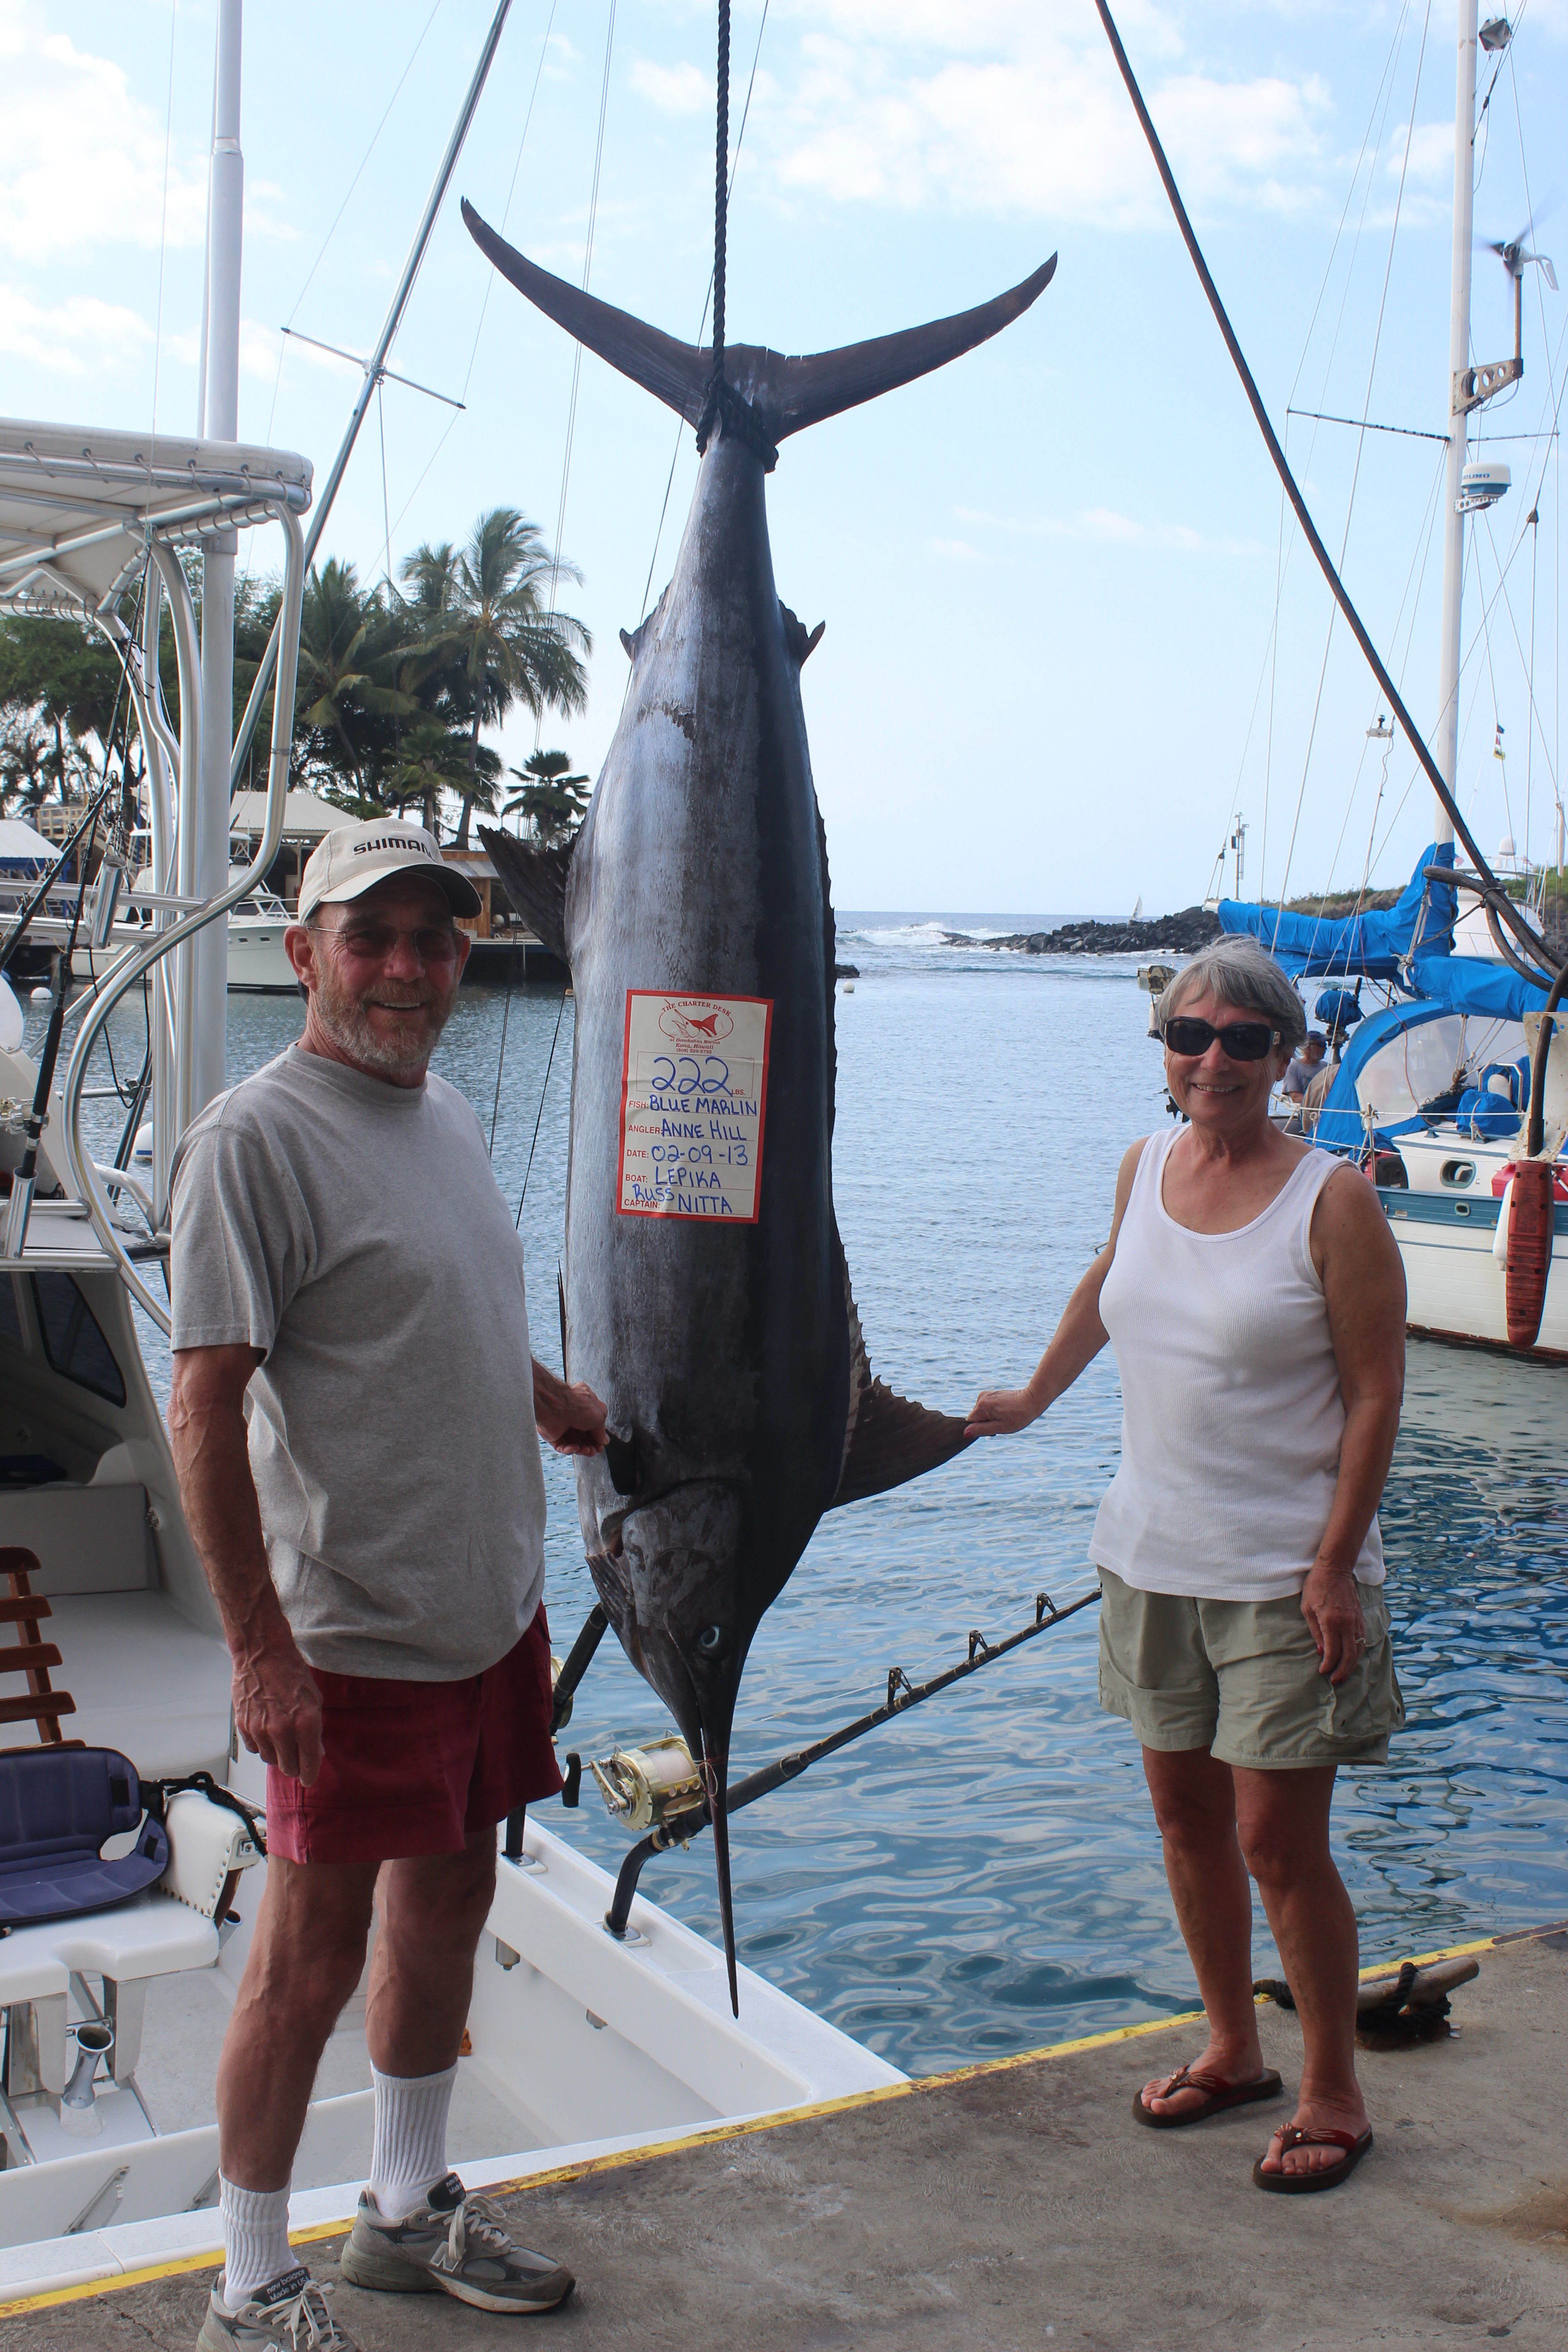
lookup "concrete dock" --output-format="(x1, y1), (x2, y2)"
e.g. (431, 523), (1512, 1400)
(10, 1922), (1568, 2351)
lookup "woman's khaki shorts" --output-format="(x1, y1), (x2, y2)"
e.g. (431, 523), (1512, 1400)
(1096, 1567), (1404, 1769)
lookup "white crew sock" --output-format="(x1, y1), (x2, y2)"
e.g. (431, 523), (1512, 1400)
(219, 2177), (295, 2308)
(368, 2062), (458, 2220)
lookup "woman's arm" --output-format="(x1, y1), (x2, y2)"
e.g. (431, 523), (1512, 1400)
(966, 1137), (1147, 1438)
(1302, 1166), (1407, 1682)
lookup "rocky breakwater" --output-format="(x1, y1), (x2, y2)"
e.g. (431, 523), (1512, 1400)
(950, 906), (1221, 956)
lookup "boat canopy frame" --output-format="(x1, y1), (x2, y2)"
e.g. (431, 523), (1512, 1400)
(0, 418), (311, 1328)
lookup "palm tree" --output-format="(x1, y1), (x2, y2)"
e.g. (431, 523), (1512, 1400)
(503, 749), (591, 847)
(382, 722), (502, 836)
(399, 509), (590, 849)
(0, 716), (61, 822)
(295, 560), (416, 799)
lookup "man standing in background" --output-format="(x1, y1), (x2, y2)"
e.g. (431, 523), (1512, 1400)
(168, 821), (605, 2352)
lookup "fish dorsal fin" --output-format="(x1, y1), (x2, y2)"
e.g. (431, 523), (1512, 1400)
(478, 826), (572, 965)
(463, 201), (1056, 449)
(831, 1233), (973, 1510)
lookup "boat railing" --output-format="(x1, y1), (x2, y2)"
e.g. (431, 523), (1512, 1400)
(0, 421), (311, 1331)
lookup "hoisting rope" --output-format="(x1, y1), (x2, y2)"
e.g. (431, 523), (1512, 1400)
(1093, 0), (1564, 987)
(695, 0), (779, 472)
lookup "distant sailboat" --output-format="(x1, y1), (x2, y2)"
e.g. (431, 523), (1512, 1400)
(1131, 896), (1143, 922)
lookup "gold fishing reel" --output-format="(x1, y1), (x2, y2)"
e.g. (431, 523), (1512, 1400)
(589, 1736), (706, 1835)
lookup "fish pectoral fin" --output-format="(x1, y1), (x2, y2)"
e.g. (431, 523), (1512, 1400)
(478, 826), (573, 964)
(780, 603), (825, 666)
(831, 1375), (975, 1508)
(831, 1235), (973, 1508)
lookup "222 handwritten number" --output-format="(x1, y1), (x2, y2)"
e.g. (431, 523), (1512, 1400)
(649, 1054), (731, 1096)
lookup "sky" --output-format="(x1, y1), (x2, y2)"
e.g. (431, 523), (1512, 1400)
(1, 0), (1564, 916)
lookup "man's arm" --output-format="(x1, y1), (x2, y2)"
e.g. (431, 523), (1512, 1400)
(1303, 1168), (1406, 1684)
(167, 1343), (324, 1783)
(533, 1359), (609, 1456)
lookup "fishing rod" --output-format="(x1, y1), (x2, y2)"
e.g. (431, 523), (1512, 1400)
(519, 1586), (1100, 1940)
(0, 784), (119, 978)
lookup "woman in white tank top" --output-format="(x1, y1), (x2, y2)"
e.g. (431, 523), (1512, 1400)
(968, 938), (1406, 2195)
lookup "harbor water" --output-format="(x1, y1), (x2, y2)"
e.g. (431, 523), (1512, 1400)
(45, 918), (1568, 2078)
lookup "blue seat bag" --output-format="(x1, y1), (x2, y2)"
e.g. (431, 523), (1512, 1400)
(0, 1747), (169, 1927)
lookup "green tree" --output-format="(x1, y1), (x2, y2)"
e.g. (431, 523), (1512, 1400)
(293, 560), (416, 804)
(382, 722), (502, 836)
(0, 614), (129, 802)
(0, 715), (59, 820)
(399, 509), (590, 849)
(503, 749), (590, 847)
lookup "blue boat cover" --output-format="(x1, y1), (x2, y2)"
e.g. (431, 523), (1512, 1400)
(1218, 843), (1456, 978)
(0, 1746), (168, 1926)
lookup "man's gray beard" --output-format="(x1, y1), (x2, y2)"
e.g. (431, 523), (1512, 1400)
(314, 964), (450, 1079)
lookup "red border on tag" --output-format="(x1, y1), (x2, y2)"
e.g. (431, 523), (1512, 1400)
(616, 990), (774, 1223)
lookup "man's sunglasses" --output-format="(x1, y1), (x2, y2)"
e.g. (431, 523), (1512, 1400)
(1161, 1017), (1280, 1062)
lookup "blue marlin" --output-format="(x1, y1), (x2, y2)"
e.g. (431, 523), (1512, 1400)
(468, 201), (1055, 2008)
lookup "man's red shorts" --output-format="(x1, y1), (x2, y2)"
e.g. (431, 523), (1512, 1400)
(265, 1606), (563, 1866)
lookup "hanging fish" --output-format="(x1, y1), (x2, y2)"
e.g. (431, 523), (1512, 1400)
(466, 200), (1055, 2009)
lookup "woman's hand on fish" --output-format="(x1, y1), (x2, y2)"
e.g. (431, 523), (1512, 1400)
(965, 1385), (1044, 1438)
(533, 1359), (610, 1455)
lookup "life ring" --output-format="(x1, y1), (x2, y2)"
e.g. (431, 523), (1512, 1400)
(1504, 1160), (1554, 1351)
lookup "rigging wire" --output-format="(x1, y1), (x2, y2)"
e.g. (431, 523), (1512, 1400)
(1250, 0), (1414, 902)
(1092, 0), (1562, 976)
(542, 0), (618, 653)
(638, 0), (772, 625)
(1269, 0), (1434, 942)
(515, 986), (568, 1222)
(384, 0), (563, 550)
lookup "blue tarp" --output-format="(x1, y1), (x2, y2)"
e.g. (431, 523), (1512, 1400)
(1218, 843), (1455, 979)
(1311, 1000), (1449, 1152)
(1309, 959), (1551, 1152)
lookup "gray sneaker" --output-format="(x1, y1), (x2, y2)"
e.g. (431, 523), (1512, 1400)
(197, 2265), (360, 2350)
(339, 2171), (574, 2313)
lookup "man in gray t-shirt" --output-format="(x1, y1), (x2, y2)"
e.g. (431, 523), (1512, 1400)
(169, 820), (604, 2347)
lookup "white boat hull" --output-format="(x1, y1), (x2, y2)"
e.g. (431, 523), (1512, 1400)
(1379, 1131), (1568, 1361)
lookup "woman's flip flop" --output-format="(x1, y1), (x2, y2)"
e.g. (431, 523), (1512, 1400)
(1132, 2061), (1284, 2129)
(1253, 2122), (1374, 2192)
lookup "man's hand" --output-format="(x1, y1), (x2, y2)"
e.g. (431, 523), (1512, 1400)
(965, 1386), (1043, 1439)
(533, 1360), (608, 1456)
(1299, 1560), (1367, 1686)
(232, 1634), (325, 1784)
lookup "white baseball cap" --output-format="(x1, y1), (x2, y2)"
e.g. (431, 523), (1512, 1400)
(297, 820), (481, 921)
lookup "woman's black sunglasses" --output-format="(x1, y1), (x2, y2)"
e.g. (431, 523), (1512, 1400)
(1162, 1017), (1280, 1062)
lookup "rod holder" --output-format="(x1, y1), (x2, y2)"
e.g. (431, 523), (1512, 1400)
(60, 2022), (114, 2134)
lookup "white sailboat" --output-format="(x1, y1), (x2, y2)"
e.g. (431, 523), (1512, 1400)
(0, 3), (897, 2302)
(1210, 0), (1568, 1360)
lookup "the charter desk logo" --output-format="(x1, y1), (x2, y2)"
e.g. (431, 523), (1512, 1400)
(657, 998), (735, 1049)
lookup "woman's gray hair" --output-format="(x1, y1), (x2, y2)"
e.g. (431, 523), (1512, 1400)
(1159, 938), (1307, 1053)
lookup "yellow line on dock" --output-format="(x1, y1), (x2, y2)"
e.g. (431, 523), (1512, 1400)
(5, 1919), (1558, 2318)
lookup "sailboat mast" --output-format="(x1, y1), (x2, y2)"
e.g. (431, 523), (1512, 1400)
(195, 0), (244, 1112)
(1433, 0), (1479, 849)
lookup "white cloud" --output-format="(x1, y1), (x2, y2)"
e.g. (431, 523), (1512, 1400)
(631, 59), (713, 115)
(956, 503), (1264, 555)
(1397, 122), (1455, 186)
(755, 2), (1333, 226)
(0, 285), (151, 374)
(930, 536), (982, 560)
(0, 3), (209, 260)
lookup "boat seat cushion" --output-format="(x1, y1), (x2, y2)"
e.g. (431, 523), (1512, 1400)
(0, 1746), (169, 1926)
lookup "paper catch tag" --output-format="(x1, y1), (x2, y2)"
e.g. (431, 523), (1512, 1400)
(617, 992), (773, 1221)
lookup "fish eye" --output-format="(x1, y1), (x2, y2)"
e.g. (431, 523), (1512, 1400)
(696, 1624), (726, 1654)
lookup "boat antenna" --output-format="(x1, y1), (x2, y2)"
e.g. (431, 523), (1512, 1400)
(230, 0), (514, 783)
(1092, 0), (1564, 985)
